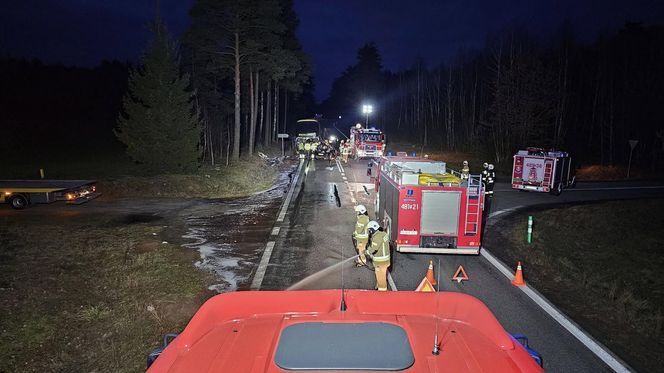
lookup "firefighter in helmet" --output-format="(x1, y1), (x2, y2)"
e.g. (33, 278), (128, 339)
(352, 205), (370, 266)
(486, 164), (496, 196)
(365, 220), (391, 291)
(461, 160), (470, 180)
(341, 140), (350, 163)
(481, 162), (489, 188)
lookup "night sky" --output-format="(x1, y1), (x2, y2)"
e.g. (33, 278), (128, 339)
(2, 0), (663, 101)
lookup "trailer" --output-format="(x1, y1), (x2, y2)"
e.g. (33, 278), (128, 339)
(512, 148), (575, 195)
(0, 180), (100, 210)
(374, 157), (485, 255)
(350, 124), (385, 158)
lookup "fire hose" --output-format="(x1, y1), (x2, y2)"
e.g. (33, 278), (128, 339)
(351, 236), (375, 271)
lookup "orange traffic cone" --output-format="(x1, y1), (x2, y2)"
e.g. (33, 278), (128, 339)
(512, 261), (526, 286)
(426, 260), (437, 286)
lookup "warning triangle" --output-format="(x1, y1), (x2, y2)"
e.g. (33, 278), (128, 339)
(415, 277), (436, 292)
(452, 265), (469, 283)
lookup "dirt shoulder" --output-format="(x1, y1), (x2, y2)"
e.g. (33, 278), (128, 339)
(0, 155), (290, 372)
(485, 199), (664, 373)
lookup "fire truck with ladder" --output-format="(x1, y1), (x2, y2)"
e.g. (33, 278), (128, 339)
(374, 156), (485, 254)
(512, 147), (575, 195)
(349, 124), (385, 158)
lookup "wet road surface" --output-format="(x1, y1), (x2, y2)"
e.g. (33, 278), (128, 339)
(257, 157), (664, 372)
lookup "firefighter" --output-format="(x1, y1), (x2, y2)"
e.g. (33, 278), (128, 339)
(297, 139), (305, 155)
(486, 164), (496, 196)
(353, 205), (370, 266)
(461, 160), (470, 180)
(365, 220), (390, 291)
(341, 140), (350, 163)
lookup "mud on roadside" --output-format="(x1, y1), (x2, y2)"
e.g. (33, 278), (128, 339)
(0, 158), (297, 372)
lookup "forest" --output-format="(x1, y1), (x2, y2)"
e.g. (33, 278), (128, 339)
(2, 9), (663, 173)
(321, 22), (664, 170)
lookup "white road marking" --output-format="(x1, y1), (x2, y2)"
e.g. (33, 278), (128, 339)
(480, 248), (631, 372)
(277, 160), (304, 222)
(252, 161), (305, 290)
(342, 176), (347, 181)
(488, 206), (524, 219)
(572, 185), (664, 191)
(250, 241), (275, 290)
(387, 272), (398, 291)
(336, 159), (345, 173)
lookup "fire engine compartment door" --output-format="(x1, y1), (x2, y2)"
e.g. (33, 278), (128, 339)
(420, 191), (460, 236)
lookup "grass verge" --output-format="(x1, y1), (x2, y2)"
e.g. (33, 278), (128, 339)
(0, 218), (213, 373)
(101, 157), (280, 199)
(486, 199), (664, 373)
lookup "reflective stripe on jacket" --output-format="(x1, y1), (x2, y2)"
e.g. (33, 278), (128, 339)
(368, 231), (390, 262)
(354, 215), (369, 241)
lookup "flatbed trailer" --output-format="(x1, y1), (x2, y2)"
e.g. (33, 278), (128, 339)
(0, 180), (100, 209)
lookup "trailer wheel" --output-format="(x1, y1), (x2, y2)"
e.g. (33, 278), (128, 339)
(9, 195), (28, 210)
(552, 183), (563, 196)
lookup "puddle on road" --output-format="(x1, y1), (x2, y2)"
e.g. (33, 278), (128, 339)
(116, 213), (163, 225)
(181, 166), (293, 293)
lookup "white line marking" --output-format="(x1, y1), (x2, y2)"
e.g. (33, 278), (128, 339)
(342, 176), (347, 180)
(252, 161), (304, 290)
(387, 272), (398, 291)
(480, 248), (631, 372)
(573, 186), (664, 191)
(277, 160), (304, 222)
(250, 241), (276, 290)
(488, 206), (524, 219)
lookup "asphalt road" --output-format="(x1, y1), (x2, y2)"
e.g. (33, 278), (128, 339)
(258, 157), (664, 373)
(5, 158), (662, 372)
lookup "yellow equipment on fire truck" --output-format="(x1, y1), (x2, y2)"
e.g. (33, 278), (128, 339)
(374, 156), (485, 254)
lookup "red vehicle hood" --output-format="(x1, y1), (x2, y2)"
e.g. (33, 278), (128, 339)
(148, 290), (542, 373)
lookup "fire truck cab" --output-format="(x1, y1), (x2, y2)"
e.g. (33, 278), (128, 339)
(512, 147), (575, 195)
(350, 124), (385, 159)
(375, 157), (485, 255)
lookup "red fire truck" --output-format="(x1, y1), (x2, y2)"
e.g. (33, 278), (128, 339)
(374, 157), (485, 254)
(512, 148), (575, 195)
(349, 124), (385, 158)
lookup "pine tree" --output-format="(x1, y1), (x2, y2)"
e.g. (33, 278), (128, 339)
(116, 22), (201, 173)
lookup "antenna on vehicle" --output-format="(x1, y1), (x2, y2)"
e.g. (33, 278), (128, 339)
(340, 246), (347, 312)
(432, 258), (441, 355)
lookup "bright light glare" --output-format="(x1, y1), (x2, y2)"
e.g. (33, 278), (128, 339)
(362, 104), (373, 114)
(329, 135), (337, 142)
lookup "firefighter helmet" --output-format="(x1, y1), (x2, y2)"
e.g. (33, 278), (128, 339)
(367, 220), (380, 234)
(488, 164), (494, 170)
(354, 205), (367, 214)
(483, 162), (489, 169)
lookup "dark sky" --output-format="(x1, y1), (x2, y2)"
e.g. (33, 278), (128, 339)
(2, 1), (663, 102)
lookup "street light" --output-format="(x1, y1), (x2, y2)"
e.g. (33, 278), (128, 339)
(362, 104), (373, 126)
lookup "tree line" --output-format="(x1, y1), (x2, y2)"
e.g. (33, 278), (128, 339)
(117, 0), (312, 171)
(182, 0), (312, 165)
(321, 23), (664, 171)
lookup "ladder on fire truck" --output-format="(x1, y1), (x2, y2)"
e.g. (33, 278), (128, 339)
(464, 175), (483, 235)
(542, 161), (553, 186)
